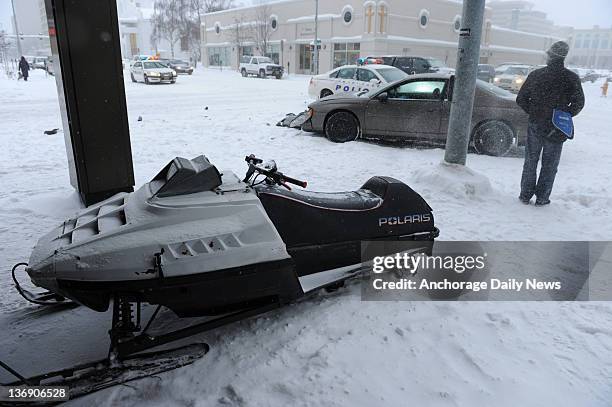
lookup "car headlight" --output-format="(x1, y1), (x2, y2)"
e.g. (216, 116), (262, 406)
(148, 71), (160, 77)
(307, 108), (314, 118)
(515, 78), (524, 84)
(172, 70), (177, 76)
(494, 77), (500, 82)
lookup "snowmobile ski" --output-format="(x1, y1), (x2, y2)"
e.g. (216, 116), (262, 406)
(4, 343), (209, 403)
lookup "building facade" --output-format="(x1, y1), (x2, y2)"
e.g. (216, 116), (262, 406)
(568, 26), (612, 69)
(201, 0), (561, 75)
(11, 0), (50, 56)
(116, 0), (191, 61)
(487, 0), (554, 35)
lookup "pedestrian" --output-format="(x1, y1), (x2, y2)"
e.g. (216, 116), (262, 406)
(602, 81), (608, 97)
(18, 56), (30, 82)
(516, 41), (585, 206)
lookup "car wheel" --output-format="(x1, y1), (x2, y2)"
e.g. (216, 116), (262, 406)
(171, 80), (176, 84)
(259, 69), (266, 78)
(130, 73), (136, 82)
(188, 72), (193, 75)
(325, 111), (360, 143)
(275, 73), (282, 79)
(473, 121), (514, 156)
(241, 68), (247, 77)
(320, 89), (333, 98)
(144, 75), (150, 84)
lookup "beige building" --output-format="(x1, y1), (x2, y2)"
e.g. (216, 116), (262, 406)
(568, 26), (612, 69)
(201, 0), (561, 74)
(11, 0), (50, 56)
(487, 0), (553, 35)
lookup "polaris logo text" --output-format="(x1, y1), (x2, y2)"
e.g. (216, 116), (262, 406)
(379, 214), (431, 227)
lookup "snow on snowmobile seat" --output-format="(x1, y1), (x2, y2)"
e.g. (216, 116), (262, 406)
(149, 155), (222, 197)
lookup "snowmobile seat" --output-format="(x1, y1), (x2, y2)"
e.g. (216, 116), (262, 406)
(256, 176), (434, 248)
(255, 187), (383, 212)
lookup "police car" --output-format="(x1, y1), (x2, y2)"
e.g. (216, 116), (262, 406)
(308, 64), (408, 99)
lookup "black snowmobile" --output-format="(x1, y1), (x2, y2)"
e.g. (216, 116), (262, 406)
(5, 154), (438, 398)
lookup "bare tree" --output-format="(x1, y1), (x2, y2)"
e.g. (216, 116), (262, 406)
(228, 14), (250, 68)
(151, 0), (183, 58)
(190, 0), (234, 66)
(250, 3), (273, 57)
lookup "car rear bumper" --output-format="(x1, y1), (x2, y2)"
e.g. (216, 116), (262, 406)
(174, 68), (193, 74)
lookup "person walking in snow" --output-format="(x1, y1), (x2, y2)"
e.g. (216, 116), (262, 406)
(18, 56), (30, 81)
(602, 81), (608, 98)
(516, 41), (585, 206)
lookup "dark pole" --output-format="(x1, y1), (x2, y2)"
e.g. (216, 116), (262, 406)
(444, 0), (486, 165)
(44, 0), (134, 206)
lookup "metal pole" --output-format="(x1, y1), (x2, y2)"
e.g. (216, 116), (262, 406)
(313, 0), (319, 74)
(443, 0), (486, 165)
(10, 0), (23, 57)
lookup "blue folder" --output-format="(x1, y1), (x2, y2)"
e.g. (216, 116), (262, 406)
(552, 109), (574, 140)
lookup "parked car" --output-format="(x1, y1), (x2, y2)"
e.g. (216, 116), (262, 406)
(302, 73), (528, 157)
(130, 60), (177, 84)
(362, 55), (434, 75)
(495, 62), (525, 76)
(308, 64), (408, 99)
(425, 57), (455, 74)
(45, 56), (54, 76)
(166, 59), (194, 75)
(477, 64), (496, 83)
(581, 70), (599, 83)
(239, 56), (283, 79)
(25, 56), (48, 70)
(493, 65), (533, 93)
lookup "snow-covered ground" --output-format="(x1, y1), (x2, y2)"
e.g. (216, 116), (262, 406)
(0, 68), (611, 406)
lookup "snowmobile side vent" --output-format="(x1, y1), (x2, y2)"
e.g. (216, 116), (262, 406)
(57, 196), (129, 245)
(165, 233), (242, 259)
(96, 204), (127, 233)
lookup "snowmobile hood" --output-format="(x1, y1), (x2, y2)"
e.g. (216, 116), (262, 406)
(26, 156), (291, 302)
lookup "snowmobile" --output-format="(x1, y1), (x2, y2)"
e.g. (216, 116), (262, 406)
(5, 154), (438, 398)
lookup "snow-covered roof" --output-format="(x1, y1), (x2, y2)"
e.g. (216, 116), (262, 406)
(491, 25), (563, 41)
(286, 14), (340, 23)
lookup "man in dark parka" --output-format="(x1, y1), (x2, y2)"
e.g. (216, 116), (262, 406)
(19, 56), (30, 81)
(516, 41), (585, 206)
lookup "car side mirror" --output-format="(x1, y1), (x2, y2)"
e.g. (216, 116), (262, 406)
(377, 92), (388, 102)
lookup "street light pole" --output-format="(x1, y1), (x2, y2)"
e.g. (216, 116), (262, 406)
(10, 0), (23, 57)
(443, 0), (486, 165)
(313, 0), (319, 74)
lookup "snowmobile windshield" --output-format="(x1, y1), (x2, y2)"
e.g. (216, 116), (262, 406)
(143, 62), (168, 69)
(375, 68), (408, 83)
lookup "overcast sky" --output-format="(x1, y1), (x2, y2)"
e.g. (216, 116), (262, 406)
(1, 0), (610, 34)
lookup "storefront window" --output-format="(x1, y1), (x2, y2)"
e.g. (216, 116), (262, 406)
(299, 44), (312, 71)
(333, 43), (361, 68)
(266, 44), (281, 64)
(208, 46), (231, 66)
(240, 46), (254, 58)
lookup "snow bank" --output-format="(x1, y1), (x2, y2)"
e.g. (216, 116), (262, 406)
(413, 161), (494, 200)
(1, 69), (611, 407)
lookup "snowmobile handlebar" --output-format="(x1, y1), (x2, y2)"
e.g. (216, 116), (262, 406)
(244, 155), (307, 189)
